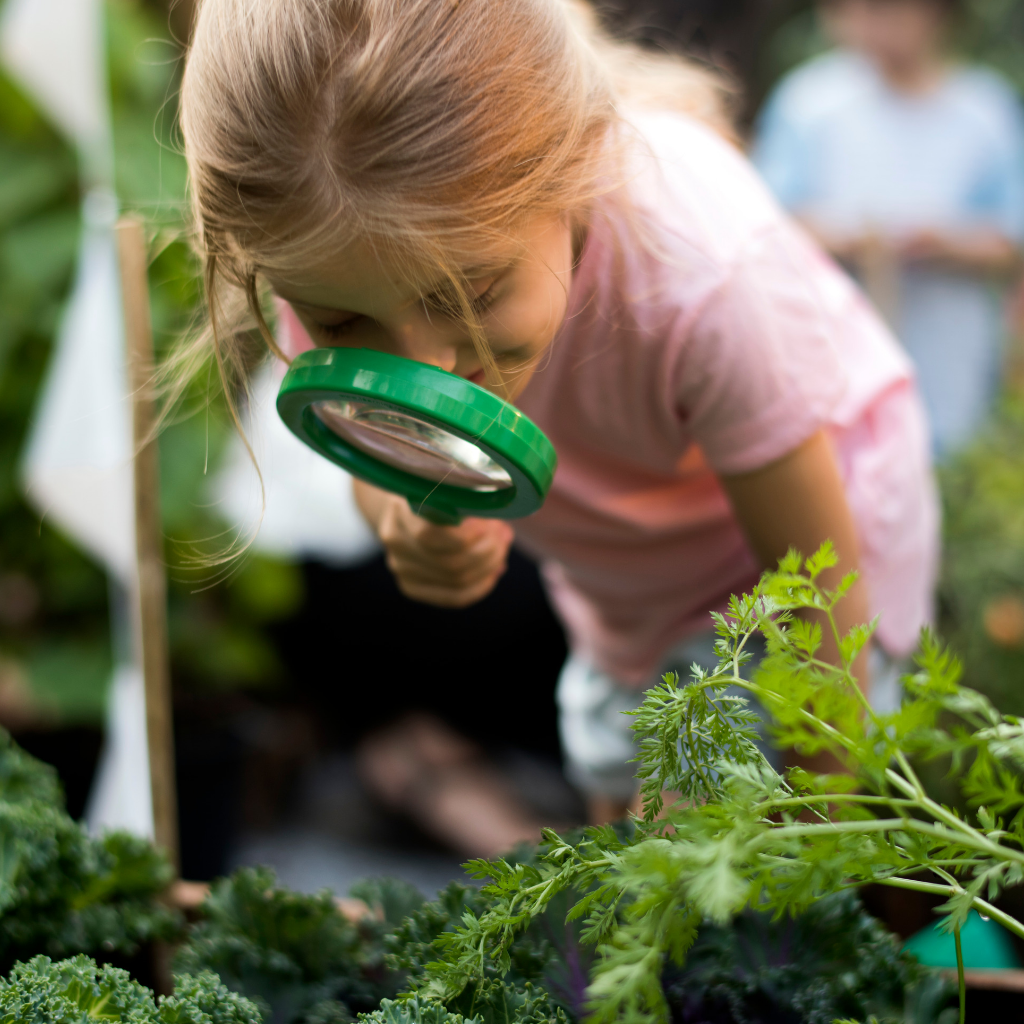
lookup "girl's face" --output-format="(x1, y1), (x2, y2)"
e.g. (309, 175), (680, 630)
(267, 213), (575, 401)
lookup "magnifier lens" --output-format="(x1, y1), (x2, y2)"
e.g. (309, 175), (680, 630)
(313, 398), (513, 492)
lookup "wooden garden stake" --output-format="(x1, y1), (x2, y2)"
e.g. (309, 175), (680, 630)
(117, 217), (179, 872)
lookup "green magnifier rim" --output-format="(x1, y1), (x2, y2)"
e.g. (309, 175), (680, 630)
(276, 347), (557, 521)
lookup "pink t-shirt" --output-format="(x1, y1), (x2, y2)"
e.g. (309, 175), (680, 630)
(278, 112), (939, 685)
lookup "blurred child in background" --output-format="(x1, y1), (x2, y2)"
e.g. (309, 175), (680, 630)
(754, 0), (1024, 458)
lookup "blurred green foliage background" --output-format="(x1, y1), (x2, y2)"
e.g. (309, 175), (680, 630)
(0, 0), (302, 730)
(0, 0), (1022, 736)
(761, 0), (1024, 96)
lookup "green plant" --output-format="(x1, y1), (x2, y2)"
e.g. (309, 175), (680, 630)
(174, 867), (425, 1024)
(387, 882), (555, 999)
(387, 861), (943, 1024)
(362, 984), (567, 1024)
(938, 395), (1024, 717)
(0, 0), (303, 727)
(0, 728), (181, 972)
(409, 545), (1024, 1024)
(660, 889), (943, 1024)
(359, 988), (566, 1024)
(0, 730), (62, 805)
(0, 954), (261, 1024)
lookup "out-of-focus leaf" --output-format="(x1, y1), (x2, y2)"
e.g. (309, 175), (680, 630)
(0, 210), (79, 292)
(25, 642), (111, 725)
(0, 149), (76, 231)
(230, 558), (305, 623)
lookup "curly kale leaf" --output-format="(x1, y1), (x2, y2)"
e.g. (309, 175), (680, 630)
(360, 980), (565, 1024)
(387, 883), (552, 994)
(59, 831), (179, 960)
(0, 954), (156, 1022)
(359, 996), (478, 1024)
(386, 885), (490, 980)
(0, 732), (179, 970)
(176, 867), (415, 1024)
(160, 972), (264, 1024)
(0, 803), (180, 969)
(348, 879), (425, 933)
(345, 878), (425, 1003)
(0, 956), (264, 1024)
(0, 734), (62, 809)
(444, 979), (566, 1024)
(662, 891), (928, 1024)
(0, 802), (91, 920)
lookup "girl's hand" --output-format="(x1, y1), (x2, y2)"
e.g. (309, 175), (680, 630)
(897, 227), (1021, 277)
(353, 479), (513, 607)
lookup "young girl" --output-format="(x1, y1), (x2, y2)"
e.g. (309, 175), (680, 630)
(180, 0), (938, 824)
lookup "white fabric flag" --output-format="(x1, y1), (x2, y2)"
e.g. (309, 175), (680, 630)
(4, 0), (153, 838)
(83, 664), (153, 837)
(21, 190), (135, 583)
(0, 0), (113, 182)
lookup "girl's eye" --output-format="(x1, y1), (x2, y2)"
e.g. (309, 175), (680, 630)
(423, 279), (502, 319)
(471, 281), (500, 313)
(316, 316), (362, 338)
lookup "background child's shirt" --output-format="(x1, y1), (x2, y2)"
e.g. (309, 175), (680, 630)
(511, 112), (938, 685)
(753, 51), (1024, 456)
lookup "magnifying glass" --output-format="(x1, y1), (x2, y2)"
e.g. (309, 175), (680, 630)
(277, 348), (557, 525)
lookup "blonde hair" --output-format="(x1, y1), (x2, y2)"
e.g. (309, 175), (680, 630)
(177, 0), (732, 406)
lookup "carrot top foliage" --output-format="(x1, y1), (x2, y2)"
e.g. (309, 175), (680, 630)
(410, 546), (1024, 1024)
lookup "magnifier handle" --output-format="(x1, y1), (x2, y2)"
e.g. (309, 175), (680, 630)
(410, 500), (463, 527)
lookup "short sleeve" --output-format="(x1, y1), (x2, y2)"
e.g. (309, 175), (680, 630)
(672, 224), (853, 476)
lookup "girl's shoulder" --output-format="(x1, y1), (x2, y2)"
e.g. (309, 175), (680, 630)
(612, 109), (790, 272)
(942, 65), (1024, 143)
(761, 49), (877, 129)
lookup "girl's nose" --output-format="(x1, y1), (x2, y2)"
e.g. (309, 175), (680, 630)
(393, 310), (459, 373)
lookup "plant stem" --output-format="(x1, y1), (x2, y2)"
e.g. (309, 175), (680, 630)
(883, 769), (1024, 866)
(762, 818), (912, 841)
(764, 794), (919, 810)
(955, 925), (965, 1024)
(876, 876), (1024, 942)
(763, 816), (998, 854)
(743, 681), (862, 760)
(686, 702), (714, 796)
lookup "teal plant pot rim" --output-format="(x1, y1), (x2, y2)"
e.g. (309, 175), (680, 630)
(903, 910), (1021, 971)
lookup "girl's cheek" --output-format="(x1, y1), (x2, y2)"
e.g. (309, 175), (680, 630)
(507, 286), (567, 349)
(489, 316), (553, 365)
(531, 290), (569, 349)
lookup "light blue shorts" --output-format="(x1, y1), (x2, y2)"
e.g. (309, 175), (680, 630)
(556, 630), (903, 801)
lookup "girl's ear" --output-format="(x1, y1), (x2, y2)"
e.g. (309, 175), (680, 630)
(568, 209), (589, 267)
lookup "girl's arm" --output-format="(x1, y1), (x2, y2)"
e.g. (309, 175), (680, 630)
(798, 215), (1021, 278)
(897, 227), (1021, 277)
(720, 427), (871, 700)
